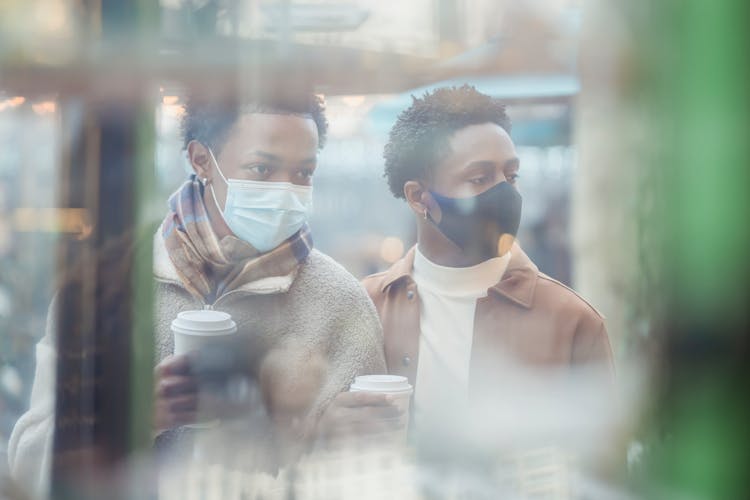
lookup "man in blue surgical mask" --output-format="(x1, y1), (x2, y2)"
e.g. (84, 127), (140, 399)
(150, 93), (387, 454)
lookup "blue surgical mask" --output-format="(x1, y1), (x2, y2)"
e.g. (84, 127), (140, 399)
(207, 149), (313, 253)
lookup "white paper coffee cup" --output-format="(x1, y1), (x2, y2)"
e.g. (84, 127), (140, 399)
(171, 310), (238, 356)
(350, 374), (413, 394)
(350, 375), (413, 444)
(171, 310), (238, 428)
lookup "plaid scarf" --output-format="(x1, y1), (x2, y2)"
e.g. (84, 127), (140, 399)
(161, 176), (313, 303)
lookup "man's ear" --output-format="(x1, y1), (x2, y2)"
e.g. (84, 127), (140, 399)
(404, 180), (441, 222)
(187, 140), (212, 180)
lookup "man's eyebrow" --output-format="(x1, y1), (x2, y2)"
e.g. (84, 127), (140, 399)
(244, 150), (282, 161)
(243, 151), (318, 164)
(463, 160), (497, 170)
(504, 157), (520, 169)
(463, 158), (520, 169)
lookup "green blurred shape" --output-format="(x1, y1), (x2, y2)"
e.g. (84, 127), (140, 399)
(129, 103), (157, 455)
(664, 0), (750, 324)
(635, 0), (750, 498)
(653, 376), (747, 499)
(118, 0), (160, 458)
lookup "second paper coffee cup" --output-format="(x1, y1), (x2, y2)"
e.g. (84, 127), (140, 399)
(350, 375), (413, 443)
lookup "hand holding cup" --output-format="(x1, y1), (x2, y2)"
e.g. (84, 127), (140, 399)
(153, 354), (199, 433)
(318, 375), (413, 447)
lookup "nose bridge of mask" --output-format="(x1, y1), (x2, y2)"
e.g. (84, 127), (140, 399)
(207, 147), (312, 212)
(473, 181), (518, 212)
(228, 181), (312, 212)
(432, 183), (508, 216)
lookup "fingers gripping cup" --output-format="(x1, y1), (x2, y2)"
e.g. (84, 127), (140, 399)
(171, 310), (238, 428)
(350, 375), (413, 445)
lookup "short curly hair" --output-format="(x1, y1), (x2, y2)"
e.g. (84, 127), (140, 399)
(383, 85), (511, 199)
(181, 91), (328, 153)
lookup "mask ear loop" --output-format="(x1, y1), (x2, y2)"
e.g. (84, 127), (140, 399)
(424, 207), (440, 226)
(422, 190), (439, 225)
(206, 147), (229, 214)
(206, 148), (229, 185)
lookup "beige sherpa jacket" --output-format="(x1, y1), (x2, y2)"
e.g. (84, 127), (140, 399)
(7, 232), (386, 497)
(151, 230), (387, 458)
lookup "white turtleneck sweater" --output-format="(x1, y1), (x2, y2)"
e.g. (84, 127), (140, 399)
(412, 246), (511, 425)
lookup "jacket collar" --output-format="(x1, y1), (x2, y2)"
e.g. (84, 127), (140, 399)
(380, 243), (538, 309)
(152, 225), (297, 296)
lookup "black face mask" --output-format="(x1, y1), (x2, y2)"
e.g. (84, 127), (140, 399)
(428, 181), (522, 261)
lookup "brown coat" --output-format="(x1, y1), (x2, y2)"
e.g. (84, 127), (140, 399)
(362, 245), (615, 408)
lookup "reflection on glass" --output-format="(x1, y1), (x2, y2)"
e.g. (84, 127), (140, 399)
(5, 1), (747, 499)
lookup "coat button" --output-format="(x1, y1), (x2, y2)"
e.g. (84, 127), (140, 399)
(402, 355), (411, 366)
(406, 290), (415, 300)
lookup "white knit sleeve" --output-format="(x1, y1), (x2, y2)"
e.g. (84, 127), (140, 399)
(7, 297), (57, 498)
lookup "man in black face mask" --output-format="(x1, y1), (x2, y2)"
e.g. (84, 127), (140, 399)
(321, 86), (615, 447)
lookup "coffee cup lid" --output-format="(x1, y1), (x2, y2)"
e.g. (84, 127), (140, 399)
(350, 374), (412, 394)
(171, 310), (237, 335)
